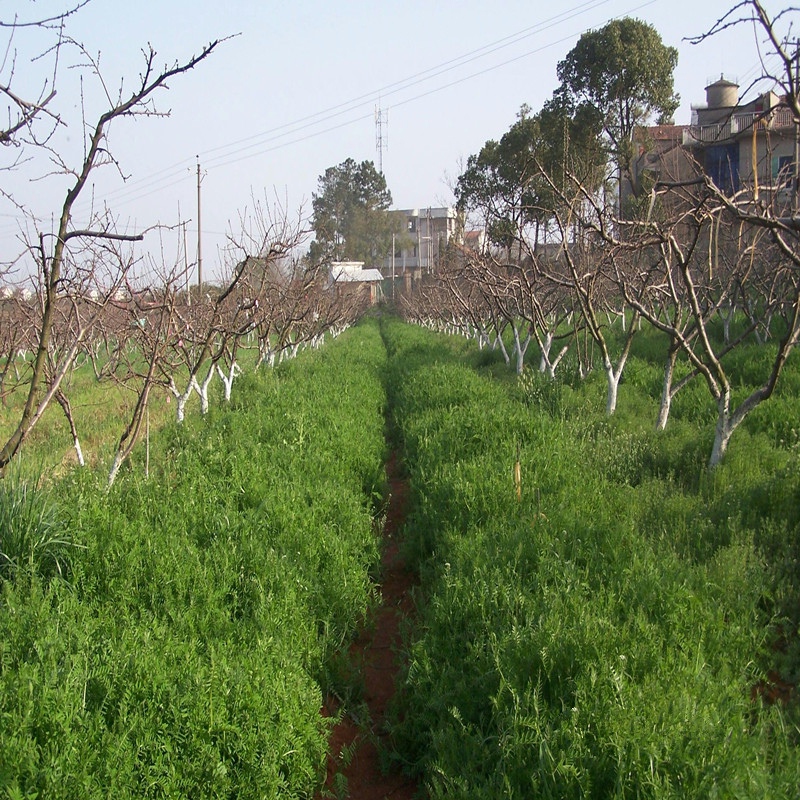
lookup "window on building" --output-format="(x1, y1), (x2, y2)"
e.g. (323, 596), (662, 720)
(776, 155), (794, 186)
(705, 144), (740, 195)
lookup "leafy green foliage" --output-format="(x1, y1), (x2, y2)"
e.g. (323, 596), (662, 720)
(0, 468), (78, 581)
(557, 16), (679, 203)
(0, 321), (388, 798)
(382, 318), (799, 798)
(309, 157), (399, 264)
(455, 102), (604, 249)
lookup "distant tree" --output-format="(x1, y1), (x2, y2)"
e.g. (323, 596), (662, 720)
(309, 158), (397, 264)
(455, 108), (548, 254)
(557, 17), (678, 211)
(456, 100), (605, 258)
(537, 90), (606, 208)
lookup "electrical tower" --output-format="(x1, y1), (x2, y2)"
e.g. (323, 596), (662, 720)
(375, 104), (388, 174)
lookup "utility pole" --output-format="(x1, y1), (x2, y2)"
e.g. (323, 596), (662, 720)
(427, 207), (433, 273)
(196, 156), (203, 292)
(182, 220), (191, 307)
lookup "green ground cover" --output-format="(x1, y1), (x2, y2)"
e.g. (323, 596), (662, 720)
(0, 321), (387, 798)
(2, 313), (799, 797)
(382, 317), (800, 799)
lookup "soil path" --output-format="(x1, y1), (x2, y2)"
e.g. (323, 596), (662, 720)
(316, 451), (421, 799)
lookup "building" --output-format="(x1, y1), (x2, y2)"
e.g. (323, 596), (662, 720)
(632, 124), (694, 188)
(379, 207), (466, 297)
(384, 207), (462, 273)
(329, 261), (384, 305)
(626, 123), (697, 217)
(682, 76), (796, 200)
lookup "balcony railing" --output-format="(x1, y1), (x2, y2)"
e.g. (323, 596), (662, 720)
(684, 105), (796, 146)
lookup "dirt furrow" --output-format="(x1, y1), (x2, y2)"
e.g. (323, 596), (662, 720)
(316, 451), (420, 799)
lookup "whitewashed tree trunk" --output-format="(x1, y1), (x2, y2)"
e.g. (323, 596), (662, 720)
(71, 436), (85, 467)
(216, 360), (241, 401)
(195, 362), (215, 416)
(720, 306), (733, 344)
(539, 331), (554, 373)
(168, 377), (194, 424)
(538, 331), (569, 378)
(55, 390), (85, 467)
(710, 391), (734, 468)
(656, 347), (678, 431)
(495, 331), (510, 365)
(603, 354), (628, 416)
(107, 450), (125, 487)
(540, 343), (569, 380)
(257, 339), (277, 370)
(512, 324), (532, 376)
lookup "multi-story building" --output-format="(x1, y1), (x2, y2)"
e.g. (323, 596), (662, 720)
(628, 123), (696, 216)
(682, 76), (796, 200)
(384, 207), (461, 273)
(380, 206), (464, 297)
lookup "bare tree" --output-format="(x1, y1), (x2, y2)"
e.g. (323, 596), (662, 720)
(0, 18), (220, 472)
(631, 0), (800, 465)
(107, 273), (182, 487)
(0, 3), (91, 155)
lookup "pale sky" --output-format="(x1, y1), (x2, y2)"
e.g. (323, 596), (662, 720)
(0, 0), (781, 280)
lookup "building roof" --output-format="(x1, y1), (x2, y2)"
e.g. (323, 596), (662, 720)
(647, 124), (689, 141)
(397, 207), (457, 219)
(330, 262), (384, 283)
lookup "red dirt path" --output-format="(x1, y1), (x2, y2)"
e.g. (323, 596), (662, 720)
(316, 451), (421, 800)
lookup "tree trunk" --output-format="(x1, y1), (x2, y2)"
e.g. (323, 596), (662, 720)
(195, 362), (215, 416)
(56, 389), (84, 467)
(605, 363), (621, 415)
(169, 377), (194, 424)
(539, 331), (554, 373)
(495, 331), (510, 365)
(512, 324), (531, 376)
(603, 345), (631, 416)
(216, 361), (240, 402)
(709, 392), (733, 468)
(656, 346), (678, 431)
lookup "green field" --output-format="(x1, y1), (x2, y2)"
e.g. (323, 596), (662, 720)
(382, 316), (800, 798)
(0, 322), (387, 798)
(0, 314), (798, 797)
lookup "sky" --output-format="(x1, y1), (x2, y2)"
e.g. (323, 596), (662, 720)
(0, 0), (784, 282)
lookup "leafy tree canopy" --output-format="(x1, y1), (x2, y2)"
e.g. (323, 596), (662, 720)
(455, 101), (604, 250)
(455, 108), (546, 249)
(309, 158), (396, 264)
(557, 17), (678, 187)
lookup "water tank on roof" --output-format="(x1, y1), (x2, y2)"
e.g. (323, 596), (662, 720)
(705, 76), (739, 109)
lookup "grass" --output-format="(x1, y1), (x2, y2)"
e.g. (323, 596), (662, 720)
(382, 316), (800, 799)
(1, 313), (798, 796)
(0, 320), (389, 798)
(0, 466), (81, 581)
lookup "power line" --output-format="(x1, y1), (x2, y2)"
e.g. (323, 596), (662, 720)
(67, 0), (633, 213)
(6, 0), (759, 239)
(143, 0), (660, 179)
